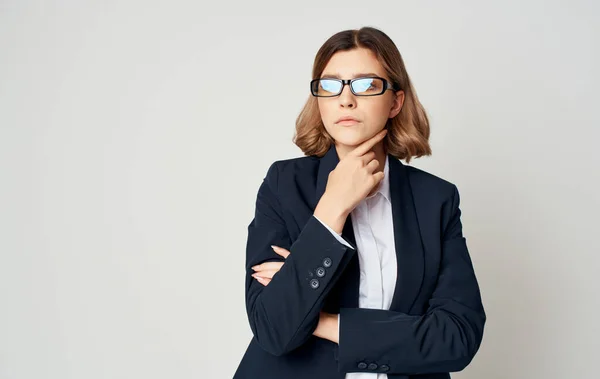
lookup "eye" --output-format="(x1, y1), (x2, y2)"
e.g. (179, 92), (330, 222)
(352, 78), (383, 94)
(315, 79), (342, 96)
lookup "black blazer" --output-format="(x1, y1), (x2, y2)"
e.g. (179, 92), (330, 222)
(233, 143), (486, 379)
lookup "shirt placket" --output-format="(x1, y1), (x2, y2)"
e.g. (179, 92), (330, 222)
(362, 196), (384, 309)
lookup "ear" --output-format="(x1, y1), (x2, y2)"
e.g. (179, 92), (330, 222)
(388, 90), (405, 119)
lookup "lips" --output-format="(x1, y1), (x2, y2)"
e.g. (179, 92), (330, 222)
(337, 119), (359, 125)
(336, 116), (360, 123)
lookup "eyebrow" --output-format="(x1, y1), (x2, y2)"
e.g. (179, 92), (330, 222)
(320, 72), (382, 79)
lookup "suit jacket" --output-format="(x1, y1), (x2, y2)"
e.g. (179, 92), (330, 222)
(233, 143), (486, 379)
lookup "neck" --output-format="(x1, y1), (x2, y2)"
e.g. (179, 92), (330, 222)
(336, 140), (386, 167)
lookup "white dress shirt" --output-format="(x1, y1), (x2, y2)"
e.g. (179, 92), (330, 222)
(314, 154), (397, 379)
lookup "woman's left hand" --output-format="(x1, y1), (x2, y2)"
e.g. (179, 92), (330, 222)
(251, 245), (290, 286)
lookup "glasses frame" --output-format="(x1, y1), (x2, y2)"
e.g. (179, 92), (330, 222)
(310, 76), (400, 97)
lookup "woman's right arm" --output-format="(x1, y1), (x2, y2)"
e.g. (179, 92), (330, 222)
(244, 162), (356, 356)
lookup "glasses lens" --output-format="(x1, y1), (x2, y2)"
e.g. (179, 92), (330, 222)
(313, 79), (342, 96)
(351, 78), (384, 95)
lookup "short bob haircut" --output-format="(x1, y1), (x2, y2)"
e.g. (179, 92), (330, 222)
(293, 27), (432, 164)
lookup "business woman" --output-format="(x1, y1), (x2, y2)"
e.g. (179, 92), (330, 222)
(233, 27), (486, 379)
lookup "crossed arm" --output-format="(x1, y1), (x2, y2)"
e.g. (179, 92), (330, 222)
(251, 244), (340, 344)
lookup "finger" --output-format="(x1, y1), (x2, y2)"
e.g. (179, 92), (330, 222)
(254, 276), (271, 286)
(252, 261), (285, 271)
(365, 158), (380, 173)
(252, 269), (280, 279)
(347, 129), (387, 158)
(271, 245), (290, 258)
(252, 262), (284, 271)
(359, 151), (377, 166)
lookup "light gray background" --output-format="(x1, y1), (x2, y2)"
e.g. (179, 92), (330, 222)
(1, 1), (598, 378)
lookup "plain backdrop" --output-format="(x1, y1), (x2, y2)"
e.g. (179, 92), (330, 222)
(1, 1), (598, 378)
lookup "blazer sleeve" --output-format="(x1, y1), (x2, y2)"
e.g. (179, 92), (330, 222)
(337, 184), (486, 375)
(245, 162), (357, 356)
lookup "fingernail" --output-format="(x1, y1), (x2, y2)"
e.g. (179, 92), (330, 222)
(271, 245), (277, 250)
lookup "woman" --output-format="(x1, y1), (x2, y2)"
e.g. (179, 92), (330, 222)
(233, 27), (486, 379)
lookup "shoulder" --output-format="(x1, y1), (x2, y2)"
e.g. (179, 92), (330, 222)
(404, 163), (459, 202)
(262, 155), (320, 192)
(403, 164), (463, 237)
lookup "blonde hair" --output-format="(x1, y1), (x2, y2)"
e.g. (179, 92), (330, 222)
(293, 27), (431, 164)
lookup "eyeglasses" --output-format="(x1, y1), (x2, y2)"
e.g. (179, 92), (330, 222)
(310, 76), (398, 97)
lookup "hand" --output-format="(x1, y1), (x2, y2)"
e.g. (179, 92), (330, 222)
(313, 311), (339, 344)
(251, 245), (289, 286)
(314, 129), (387, 232)
(326, 129), (386, 213)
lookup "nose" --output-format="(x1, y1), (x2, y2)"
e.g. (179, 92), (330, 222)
(338, 83), (356, 108)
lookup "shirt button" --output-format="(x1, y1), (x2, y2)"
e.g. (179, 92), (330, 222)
(316, 267), (326, 277)
(368, 363), (378, 370)
(357, 362), (367, 369)
(323, 257), (332, 268)
(309, 278), (320, 289)
(380, 364), (390, 372)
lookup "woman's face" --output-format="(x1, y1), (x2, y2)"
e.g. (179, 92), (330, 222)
(317, 48), (404, 150)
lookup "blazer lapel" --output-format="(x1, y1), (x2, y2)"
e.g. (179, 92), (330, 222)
(315, 143), (425, 313)
(388, 155), (425, 314)
(315, 143), (338, 210)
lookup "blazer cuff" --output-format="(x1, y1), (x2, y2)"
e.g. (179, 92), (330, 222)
(313, 214), (355, 250)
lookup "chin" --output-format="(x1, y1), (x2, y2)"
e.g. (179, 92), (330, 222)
(331, 132), (367, 147)
(330, 126), (372, 147)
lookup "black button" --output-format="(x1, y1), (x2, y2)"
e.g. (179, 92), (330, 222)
(357, 362), (367, 369)
(323, 257), (332, 268)
(380, 364), (390, 372)
(316, 267), (326, 277)
(309, 278), (320, 289)
(367, 363), (378, 370)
